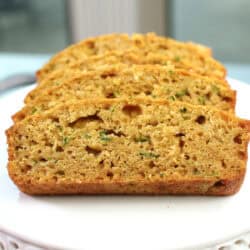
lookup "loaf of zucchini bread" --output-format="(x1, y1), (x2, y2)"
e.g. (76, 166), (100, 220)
(13, 64), (235, 122)
(7, 33), (249, 196)
(36, 33), (226, 82)
(6, 99), (250, 195)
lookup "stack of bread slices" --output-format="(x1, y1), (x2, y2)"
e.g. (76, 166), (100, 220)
(6, 33), (250, 195)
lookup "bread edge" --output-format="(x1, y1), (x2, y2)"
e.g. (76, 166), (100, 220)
(6, 160), (247, 196)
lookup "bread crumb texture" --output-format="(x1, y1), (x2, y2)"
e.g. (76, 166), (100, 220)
(13, 64), (234, 122)
(36, 33), (225, 82)
(7, 99), (250, 195)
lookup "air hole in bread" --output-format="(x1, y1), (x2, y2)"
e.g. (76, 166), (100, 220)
(213, 180), (225, 188)
(161, 78), (169, 82)
(101, 72), (117, 79)
(105, 92), (116, 98)
(85, 146), (102, 156)
(69, 113), (103, 128)
(184, 154), (190, 160)
(122, 104), (142, 117)
(99, 159), (104, 167)
(149, 161), (156, 168)
(21, 165), (32, 174)
(175, 132), (185, 137)
(205, 92), (211, 100)
(179, 139), (185, 149)
(234, 134), (242, 144)
(35, 176), (41, 181)
(45, 141), (53, 147)
(192, 167), (199, 175)
(56, 146), (64, 152)
(222, 96), (232, 103)
(55, 170), (65, 176)
(145, 90), (152, 95)
(221, 160), (226, 168)
(39, 158), (47, 162)
(104, 129), (125, 137)
(15, 146), (22, 150)
(52, 117), (59, 123)
(195, 115), (206, 124)
(186, 90), (191, 97)
(106, 171), (114, 179)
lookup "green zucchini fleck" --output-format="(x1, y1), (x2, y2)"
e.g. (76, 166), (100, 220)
(139, 151), (160, 159)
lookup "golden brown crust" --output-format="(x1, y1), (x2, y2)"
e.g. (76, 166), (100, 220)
(231, 90), (237, 111)
(7, 161), (246, 196)
(206, 170), (246, 195)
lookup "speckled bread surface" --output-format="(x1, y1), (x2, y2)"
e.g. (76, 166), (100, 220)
(12, 64), (235, 123)
(26, 53), (230, 106)
(6, 99), (250, 195)
(36, 33), (226, 82)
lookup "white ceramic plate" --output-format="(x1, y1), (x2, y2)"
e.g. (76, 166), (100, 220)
(0, 78), (250, 250)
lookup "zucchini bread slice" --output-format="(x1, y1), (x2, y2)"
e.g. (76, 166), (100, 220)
(13, 65), (235, 122)
(7, 98), (250, 195)
(27, 57), (230, 105)
(36, 33), (226, 82)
